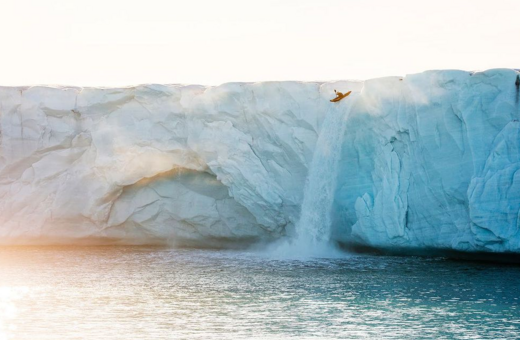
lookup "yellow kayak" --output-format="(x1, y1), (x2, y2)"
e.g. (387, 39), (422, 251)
(330, 90), (352, 102)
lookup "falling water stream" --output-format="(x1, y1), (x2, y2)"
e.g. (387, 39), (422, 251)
(290, 93), (358, 255)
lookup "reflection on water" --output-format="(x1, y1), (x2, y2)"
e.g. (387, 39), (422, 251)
(0, 247), (519, 339)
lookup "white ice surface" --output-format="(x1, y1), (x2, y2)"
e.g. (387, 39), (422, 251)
(0, 69), (519, 253)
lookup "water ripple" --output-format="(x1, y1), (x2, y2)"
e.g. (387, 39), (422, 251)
(0, 247), (519, 339)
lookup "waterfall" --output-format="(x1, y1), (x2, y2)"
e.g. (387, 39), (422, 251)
(291, 94), (357, 255)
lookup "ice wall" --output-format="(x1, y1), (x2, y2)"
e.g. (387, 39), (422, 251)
(0, 69), (519, 254)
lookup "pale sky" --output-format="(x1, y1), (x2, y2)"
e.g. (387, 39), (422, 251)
(1, 0), (519, 86)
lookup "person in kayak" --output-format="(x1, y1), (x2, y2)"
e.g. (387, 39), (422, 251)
(334, 90), (344, 98)
(330, 90), (352, 102)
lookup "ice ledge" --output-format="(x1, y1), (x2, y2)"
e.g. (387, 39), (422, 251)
(0, 69), (519, 257)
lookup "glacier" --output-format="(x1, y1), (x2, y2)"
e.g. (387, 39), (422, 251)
(0, 69), (519, 256)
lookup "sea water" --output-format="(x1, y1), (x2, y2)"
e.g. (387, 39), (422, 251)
(0, 247), (519, 339)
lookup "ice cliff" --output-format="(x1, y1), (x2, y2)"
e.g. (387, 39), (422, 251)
(0, 69), (519, 255)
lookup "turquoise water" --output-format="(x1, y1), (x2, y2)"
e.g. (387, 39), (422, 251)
(0, 247), (519, 339)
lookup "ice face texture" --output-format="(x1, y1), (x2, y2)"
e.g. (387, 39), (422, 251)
(0, 69), (519, 254)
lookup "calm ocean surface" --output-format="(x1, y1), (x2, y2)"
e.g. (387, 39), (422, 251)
(0, 247), (519, 339)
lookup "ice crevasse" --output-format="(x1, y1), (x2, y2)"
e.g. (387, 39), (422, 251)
(0, 68), (519, 255)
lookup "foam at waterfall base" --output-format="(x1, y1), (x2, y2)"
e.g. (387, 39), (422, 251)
(263, 237), (350, 260)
